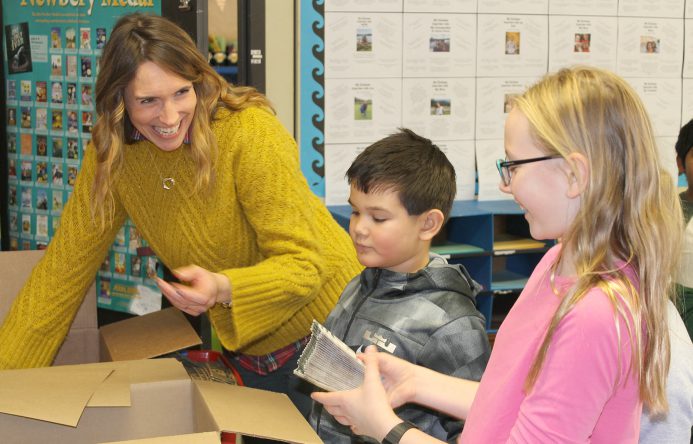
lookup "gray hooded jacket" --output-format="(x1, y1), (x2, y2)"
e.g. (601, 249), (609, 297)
(309, 254), (491, 443)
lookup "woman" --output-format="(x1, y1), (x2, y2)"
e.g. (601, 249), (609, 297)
(0, 13), (361, 416)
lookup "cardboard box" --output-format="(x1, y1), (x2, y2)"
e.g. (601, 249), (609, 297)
(0, 250), (99, 365)
(0, 251), (322, 442)
(0, 358), (323, 443)
(0, 250), (202, 365)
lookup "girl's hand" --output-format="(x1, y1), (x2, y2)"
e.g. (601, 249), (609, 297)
(312, 346), (405, 441)
(155, 265), (231, 316)
(370, 347), (419, 409)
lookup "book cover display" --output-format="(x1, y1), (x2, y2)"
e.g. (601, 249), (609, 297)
(3, 1), (164, 315)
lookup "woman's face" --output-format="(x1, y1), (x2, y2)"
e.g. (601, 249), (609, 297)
(124, 61), (197, 151)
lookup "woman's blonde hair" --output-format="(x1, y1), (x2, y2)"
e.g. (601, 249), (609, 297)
(513, 66), (682, 414)
(91, 13), (272, 225)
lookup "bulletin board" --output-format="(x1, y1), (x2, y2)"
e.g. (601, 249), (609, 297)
(299, 0), (693, 203)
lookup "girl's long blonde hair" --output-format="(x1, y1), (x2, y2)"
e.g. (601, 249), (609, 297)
(91, 13), (273, 226)
(514, 66), (682, 414)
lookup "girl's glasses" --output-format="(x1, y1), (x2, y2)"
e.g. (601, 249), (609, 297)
(496, 155), (561, 186)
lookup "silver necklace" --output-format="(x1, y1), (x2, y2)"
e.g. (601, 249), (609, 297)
(146, 147), (185, 190)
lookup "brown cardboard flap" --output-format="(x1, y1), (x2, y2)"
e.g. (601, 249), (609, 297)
(194, 381), (323, 444)
(86, 358), (189, 407)
(99, 432), (221, 444)
(99, 307), (202, 361)
(0, 366), (113, 426)
(0, 359), (190, 427)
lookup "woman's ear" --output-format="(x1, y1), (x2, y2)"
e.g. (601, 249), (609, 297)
(563, 152), (589, 198)
(419, 209), (445, 241)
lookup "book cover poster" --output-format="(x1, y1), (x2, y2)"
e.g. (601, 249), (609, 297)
(7, 80), (17, 101)
(50, 27), (61, 49)
(5, 22), (33, 74)
(96, 27), (107, 49)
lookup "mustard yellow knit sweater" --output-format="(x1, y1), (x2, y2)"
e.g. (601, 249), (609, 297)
(0, 107), (361, 369)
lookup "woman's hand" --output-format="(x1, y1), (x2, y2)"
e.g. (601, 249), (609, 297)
(155, 264), (231, 316)
(311, 346), (412, 441)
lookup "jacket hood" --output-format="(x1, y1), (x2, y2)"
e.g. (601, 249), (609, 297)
(358, 253), (481, 303)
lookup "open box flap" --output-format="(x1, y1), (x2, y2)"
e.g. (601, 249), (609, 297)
(0, 365), (113, 426)
(0, 358), (190, 426)
(99, 308), (202, 361)
(99, 431), (221, 444)
(194, 380), (323, 444)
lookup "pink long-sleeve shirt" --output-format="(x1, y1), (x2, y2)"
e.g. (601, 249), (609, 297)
(461, 245), (641, 443)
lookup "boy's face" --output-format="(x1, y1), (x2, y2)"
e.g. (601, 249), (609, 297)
(678, 148), (693, 189)
(348, 185), (430, 273)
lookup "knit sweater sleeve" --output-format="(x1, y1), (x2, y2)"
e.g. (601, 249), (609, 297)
(0, 145), (126, 369)
(209, 108), (329, 350)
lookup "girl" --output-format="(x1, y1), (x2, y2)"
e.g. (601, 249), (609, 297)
(313, 66), (683, 443)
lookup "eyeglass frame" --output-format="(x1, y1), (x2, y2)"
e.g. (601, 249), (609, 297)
(496, 155), (562, 186)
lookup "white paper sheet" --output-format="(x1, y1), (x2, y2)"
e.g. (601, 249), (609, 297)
(435, 140), (477, 201)
(548, 0), (617, 16)
(325, 143), (368, 206)
(616, 17), (684, 78)
(681, 79), (693, 124)
(476, 14), (548, 77)
(684, 20), (693, 78)
(618, 0), (684, 18)
(687, 2), (693, 18)
(325, 78), (402, 144)
(325, 0), (403, 12)
(325, 12), (403, 78)
(403, 0), (476, 13)
(477, 0), (547, 14)
(402, 13), (476, 78)
(626, 77), (682, 137)
(475, 139), (511, 201)
(548, 15), (618, 72)
(401, 78), (476, 141)
(324, 139), (476, 205)
(475, 77), (540, 141)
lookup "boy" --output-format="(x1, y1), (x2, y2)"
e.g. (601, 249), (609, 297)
(675, 118), (693, 339)
(308, 128), (490, 443)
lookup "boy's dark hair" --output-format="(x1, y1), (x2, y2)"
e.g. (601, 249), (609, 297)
(346, 128), (456, 219)
(676, 118), (693, 161)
